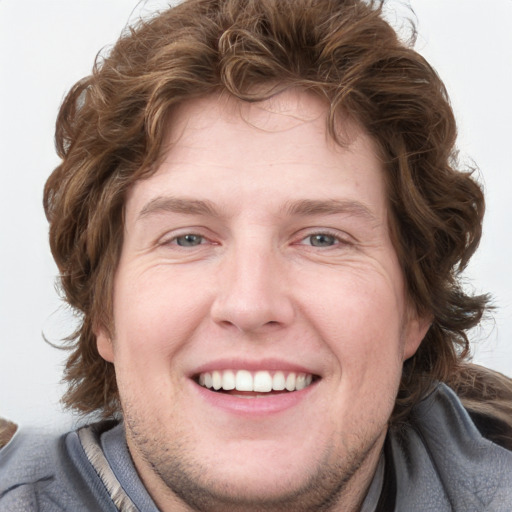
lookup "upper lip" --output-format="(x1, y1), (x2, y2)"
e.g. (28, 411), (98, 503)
(189, 358), (321, 378)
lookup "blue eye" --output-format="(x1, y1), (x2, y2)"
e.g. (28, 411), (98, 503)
(175, 234), (204, 247)
(307, 234), (337, 247)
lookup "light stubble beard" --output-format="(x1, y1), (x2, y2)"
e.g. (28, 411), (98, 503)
(123, 406), (385, 512)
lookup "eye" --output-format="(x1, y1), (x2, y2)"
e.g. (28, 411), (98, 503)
(305, 233), (338, 247)
(174, 234), (205, 247)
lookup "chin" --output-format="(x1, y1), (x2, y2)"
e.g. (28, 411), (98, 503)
(125, 408), (384, 512)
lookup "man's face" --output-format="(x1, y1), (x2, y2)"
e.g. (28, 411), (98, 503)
(98, 90), (427, 511)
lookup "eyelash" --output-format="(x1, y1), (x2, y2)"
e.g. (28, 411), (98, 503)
(160, 232), (209, 248)
(158, 229), (352, 250)
(297, 230), (351, 248)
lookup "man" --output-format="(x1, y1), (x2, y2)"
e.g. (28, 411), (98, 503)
(1, 0), (511, 510)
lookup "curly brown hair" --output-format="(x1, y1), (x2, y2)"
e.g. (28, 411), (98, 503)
(44, 0), (488, 421)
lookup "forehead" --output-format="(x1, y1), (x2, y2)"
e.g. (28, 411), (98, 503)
(169, 90), (329, 136)
(162, 90), (367, 160)
(125, 89), (388, 223)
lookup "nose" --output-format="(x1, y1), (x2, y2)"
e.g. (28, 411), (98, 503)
(210, 242), (295, 333)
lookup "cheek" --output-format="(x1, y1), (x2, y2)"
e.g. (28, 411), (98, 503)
(302, 266), (407, 381)
(112, 267), (213, 358)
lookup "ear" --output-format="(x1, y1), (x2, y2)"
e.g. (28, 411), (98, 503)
(96, 328), (115, 363)
(402, 311), (432, 361)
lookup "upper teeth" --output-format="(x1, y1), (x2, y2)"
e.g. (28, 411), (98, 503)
(198, 370), (313, 392)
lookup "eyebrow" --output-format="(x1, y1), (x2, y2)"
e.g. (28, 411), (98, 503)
(138, 197), (220, 219)
(283, 199), (378, 223)
(137, 196), (378, 224)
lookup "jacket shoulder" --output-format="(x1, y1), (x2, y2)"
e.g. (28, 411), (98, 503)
(447, 363), (512, 451)
(0, 425), (112, 512)
(0, 427), (65, 510)
(390, 383), (512, 512)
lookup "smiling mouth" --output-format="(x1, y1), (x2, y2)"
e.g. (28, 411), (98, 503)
(195, 369), (318, 396)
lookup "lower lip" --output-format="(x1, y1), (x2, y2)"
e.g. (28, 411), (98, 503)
(192, 381), (318, 416)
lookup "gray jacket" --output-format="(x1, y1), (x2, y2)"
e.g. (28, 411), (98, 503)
(1, 384), (511, 511)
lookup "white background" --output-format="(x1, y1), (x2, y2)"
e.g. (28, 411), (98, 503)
(1, 0), (511, 430)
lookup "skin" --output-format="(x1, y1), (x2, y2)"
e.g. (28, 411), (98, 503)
(97, 90), (429, 511)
